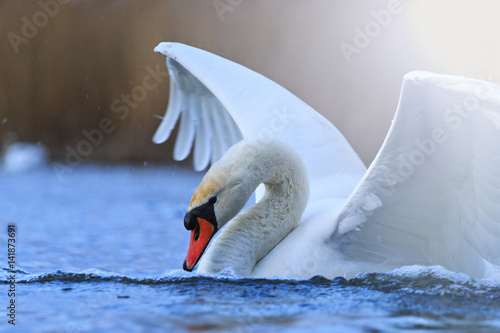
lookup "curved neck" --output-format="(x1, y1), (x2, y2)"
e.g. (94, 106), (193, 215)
(197, 140), (309, 276)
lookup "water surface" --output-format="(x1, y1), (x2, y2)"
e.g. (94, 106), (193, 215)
(1, 165), (499, 332)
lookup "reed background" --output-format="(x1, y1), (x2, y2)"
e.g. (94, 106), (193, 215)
(1, 0), (499, 166)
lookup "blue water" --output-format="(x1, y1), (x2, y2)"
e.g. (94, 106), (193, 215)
(1, 165), (500, 332)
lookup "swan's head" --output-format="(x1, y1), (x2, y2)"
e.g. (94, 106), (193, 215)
(182, 147), (257, 271)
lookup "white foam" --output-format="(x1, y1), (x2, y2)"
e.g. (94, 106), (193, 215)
(388, 265), (472, 283)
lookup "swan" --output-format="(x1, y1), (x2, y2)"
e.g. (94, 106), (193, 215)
(153, 42), (500, 279)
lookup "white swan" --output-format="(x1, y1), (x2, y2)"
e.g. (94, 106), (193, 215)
(153, 42), (500, 279)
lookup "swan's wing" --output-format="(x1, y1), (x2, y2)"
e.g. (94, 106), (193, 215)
(153, 42), (366, 203)
(335, 72), (500, 278)
(152, 57), (243, 171)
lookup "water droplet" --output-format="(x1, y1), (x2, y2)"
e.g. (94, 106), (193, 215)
(2, 118), (7, 124)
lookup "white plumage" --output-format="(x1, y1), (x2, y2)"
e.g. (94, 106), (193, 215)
(153, 42), (500, 279)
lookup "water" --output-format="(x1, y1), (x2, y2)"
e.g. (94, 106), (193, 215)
(1, 165), (500, 332)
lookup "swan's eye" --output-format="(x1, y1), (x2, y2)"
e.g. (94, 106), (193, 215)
(209, 196), (217, 204)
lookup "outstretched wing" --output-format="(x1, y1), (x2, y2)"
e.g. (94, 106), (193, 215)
(335, 72), (500, 278)
(153, 42), (366, 205)
(153, 57), (243, 171)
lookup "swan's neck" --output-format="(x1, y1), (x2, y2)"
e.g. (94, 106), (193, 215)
(197, 140), (309, 276)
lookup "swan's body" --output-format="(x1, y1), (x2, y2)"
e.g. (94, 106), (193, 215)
(153, 42), (500, 279)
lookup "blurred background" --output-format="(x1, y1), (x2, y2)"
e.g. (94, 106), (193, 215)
(1, 0), (499, 168)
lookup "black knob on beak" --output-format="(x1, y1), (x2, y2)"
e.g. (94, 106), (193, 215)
(184, 198), (218, 231)
(184, 211), (197, 230)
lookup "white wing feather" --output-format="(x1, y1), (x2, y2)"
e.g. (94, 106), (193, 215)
(334, 72), (500, 278)
(153, 57), (243, 171)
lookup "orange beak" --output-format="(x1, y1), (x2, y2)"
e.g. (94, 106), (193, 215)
(183, 217), (216, 271)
